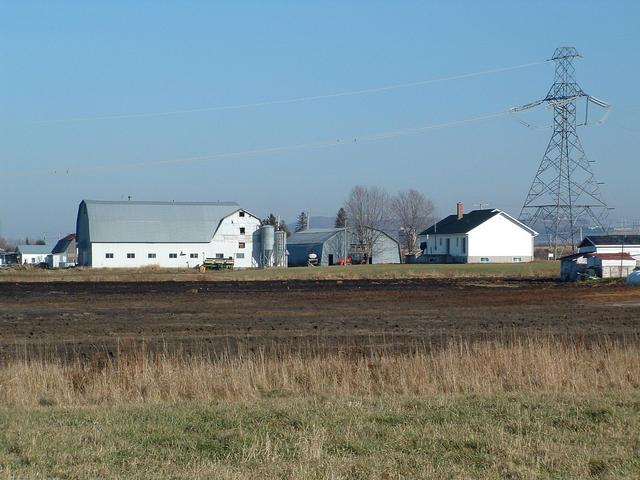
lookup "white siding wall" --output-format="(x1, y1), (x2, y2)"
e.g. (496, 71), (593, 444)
(424, 234), (467, 256)
(467, 214), (534, 261)
(90, 212), (261, 268)
(20, 254), (49, 265)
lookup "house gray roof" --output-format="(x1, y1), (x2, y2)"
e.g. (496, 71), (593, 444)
(78, 200), (243, 243)
(420, 209), (501, 235)
(287, 228), (344, 245)
(16, 244), (52, 255)
(420, 209), (537, 236)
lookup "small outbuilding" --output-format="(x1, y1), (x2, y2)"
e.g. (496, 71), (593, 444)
(577, 235), (640, 261)
(560, 235), (640, 281)
(16, 244), (52, 265)
(286, 227), (401, 267)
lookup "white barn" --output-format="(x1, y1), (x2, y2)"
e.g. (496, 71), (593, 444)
(419, 204), (537, 263)
(76, 200), (262, 268)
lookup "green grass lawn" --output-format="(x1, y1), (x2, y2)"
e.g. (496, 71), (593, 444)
(0, 394), (637, 479)
(0, 261), (559, 282)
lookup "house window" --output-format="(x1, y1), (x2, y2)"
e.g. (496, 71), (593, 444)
(439, 238), (442, 246)
(239, 211), (245, 217)
(238, 242), (245, 249)
(31, 258), (36, 263)
(240, 227), (245, 234)
(513, 257), (522, 263)
(215, 253), (224, 259)
(462, 238), (467, 254)
(456, 238), (460, 247)
(169, 253), (177, 259)
(105, 253), (114, 259)
(190, 253), (198, 259)
(148, 253), (156, 259)
(127, 253), (135, 259)
(480, 257), (489, 263)
(236, 253), (245, 259)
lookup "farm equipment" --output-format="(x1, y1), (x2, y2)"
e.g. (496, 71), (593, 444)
(199, 257), (234, 272)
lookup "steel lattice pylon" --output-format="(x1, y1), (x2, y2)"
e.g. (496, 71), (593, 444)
(513, 47), (610, 257)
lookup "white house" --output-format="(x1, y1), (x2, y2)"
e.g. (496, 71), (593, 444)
(76, 200), (263, 268)
(419, 203), (537, 263)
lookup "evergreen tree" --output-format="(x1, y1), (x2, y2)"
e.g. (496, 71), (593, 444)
(335, 207), (347, 228)
(262, 213), (291, 237)
(295, 211), (308, 232)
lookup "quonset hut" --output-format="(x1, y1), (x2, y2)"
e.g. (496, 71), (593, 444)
(76, 200), (262, 268)
(286, 227), (401, 267)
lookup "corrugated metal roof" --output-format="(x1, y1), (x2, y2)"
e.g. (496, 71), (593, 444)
(16, 244), (52, 255)
(81, 200), (242, 243)
(287, 228), (342, 245)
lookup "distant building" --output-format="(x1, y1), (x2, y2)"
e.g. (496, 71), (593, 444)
(76, 200), (262, 268)
(51, 234), (77, 268)
(418, 203), (537, 263)
(560, 235), (640, 281)
(286, 227), (401, 267)
(16, 244), (52, 265)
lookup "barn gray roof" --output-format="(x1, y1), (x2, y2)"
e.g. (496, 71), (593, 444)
(16, 244), (52, 255)
(79, 200), (242, 243)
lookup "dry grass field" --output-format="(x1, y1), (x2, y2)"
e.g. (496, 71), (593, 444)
(0, 339), (639, 478)
(1, 270), (639, 478)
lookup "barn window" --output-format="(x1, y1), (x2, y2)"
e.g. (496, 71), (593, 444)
(513, 257), (522, 263)
(240, 227), (245, 234)
(236, 253), (245, 259)
(190, 253), (198, 259)
(148, 253), (156, 259)
(127, 253), (135, 259)
(215, 253), (224, 259)
(105, 253), (114, 259)
(169, 253), (177, 259)
(480, 257), (489, 263)
(239, 211), (245, 217)
(238, 242), (245, 249)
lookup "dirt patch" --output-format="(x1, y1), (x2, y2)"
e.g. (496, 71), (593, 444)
(0, 278), (638, 361)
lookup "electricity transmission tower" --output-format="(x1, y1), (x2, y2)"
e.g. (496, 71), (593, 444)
(512, 47), (611, 257)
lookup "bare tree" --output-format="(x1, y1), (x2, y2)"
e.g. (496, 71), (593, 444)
(390, 189), (436, 255)
(344, 186), (389, 263)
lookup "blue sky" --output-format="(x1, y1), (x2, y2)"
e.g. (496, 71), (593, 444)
(1, 1), (638, 240)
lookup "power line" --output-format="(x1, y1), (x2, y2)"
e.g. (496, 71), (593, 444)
(8, 109), (510, 177)
(34, 61), (545, 124)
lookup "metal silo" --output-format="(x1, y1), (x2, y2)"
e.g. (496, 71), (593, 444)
(274, 230), (287, 267)
(260, 225), (275, 267)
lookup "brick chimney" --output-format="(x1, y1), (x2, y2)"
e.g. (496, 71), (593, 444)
(456, 202), (464, 220)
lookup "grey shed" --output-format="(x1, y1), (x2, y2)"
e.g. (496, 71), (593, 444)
(286, 227), (401, 267)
